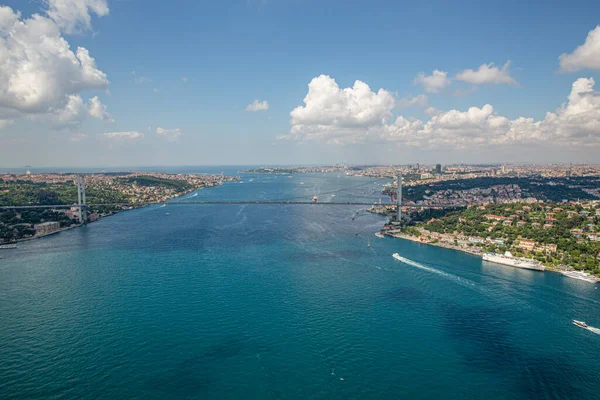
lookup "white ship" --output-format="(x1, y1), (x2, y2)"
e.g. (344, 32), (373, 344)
(0, 244), (17, 250)
(482, 251), (546, 271)
(375, 232), (385, 239)
(560, 270), (598, 283)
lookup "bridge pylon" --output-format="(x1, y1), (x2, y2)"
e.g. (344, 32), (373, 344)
(76, 175), (86, 223)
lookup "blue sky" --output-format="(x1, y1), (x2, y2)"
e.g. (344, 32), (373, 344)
(1, 0), (599, 167)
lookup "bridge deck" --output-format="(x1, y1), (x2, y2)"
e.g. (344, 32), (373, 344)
(0, 201), (456, 209)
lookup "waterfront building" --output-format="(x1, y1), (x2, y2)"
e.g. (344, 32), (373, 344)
(34, 222), (61, 236)
(518, 239), (536, 252)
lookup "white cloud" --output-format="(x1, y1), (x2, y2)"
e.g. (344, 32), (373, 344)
(559, 25), (600, 72)
(282, 75), (395, 144)
(455, 61), (516, 85)
(53, 95), (87, 127)
(88, 96), (114, 123)
(0, 119), (13, 129)
(281, 75), (600, 149)
(156, 127), (182, 141)
(102, 131), (143, 141)
(153, 88), (160, 93)
(69, 133), (88, 142)
(413, 70), (450, 93)
(397, 94), (428, 108)
(424, 106), (441, 116)
(45, 0), (109, 34)
(0, 4), (109, 127)
(245, 99), (269, 112)
(181, 77), (189, 83)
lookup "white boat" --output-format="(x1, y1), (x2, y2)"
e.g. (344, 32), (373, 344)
(375, 232), (385, 239)
(560, 270), (598, 283)
(0, 244), (17, 250)
(482, 251), (546, 271)
(573, 320), (588, 328)
(392, 253), (401, 261)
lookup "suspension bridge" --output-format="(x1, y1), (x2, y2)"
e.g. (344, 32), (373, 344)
(1, 174), (457, 223)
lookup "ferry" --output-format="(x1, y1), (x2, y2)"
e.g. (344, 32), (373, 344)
(0, 244), (17, 250)
(375, 232), (385, 239)
(482, 251), (546, 271)
(573, 320), (588, 328)
(560, 270), (598, 283)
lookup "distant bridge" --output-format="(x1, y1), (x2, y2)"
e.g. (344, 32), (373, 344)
(0, 201), (457, 209)
(0, 175), (460, 223)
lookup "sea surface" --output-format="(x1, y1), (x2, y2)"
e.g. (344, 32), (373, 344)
(1, 168), (600, 399)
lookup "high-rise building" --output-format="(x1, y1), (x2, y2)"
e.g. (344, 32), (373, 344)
(435, 164), (442, 174)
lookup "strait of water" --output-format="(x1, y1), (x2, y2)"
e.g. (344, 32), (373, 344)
(1, 169), (599, 399)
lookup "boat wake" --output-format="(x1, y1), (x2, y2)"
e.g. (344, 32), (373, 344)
(393, 254), (480, 292)
(587, 326), (600, 335)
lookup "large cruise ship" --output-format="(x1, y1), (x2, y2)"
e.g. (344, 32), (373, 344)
(482, 251), (546, 271)
(560, 270), (598, 283)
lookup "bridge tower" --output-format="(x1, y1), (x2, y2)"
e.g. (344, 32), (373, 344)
(396, 174), (402, 222)
(76, 175), (86, 223)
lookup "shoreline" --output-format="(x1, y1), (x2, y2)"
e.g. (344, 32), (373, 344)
(382, 229), (600, 283)
(6, 181), (230, 245)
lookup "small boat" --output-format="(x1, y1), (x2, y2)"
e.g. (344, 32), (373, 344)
(367, 240), (371, 248)
(312, 195), (318, 202)
(573, 320), (588, 328)
(392, 253), (401, 261)
(375, 232), (385, 239)
(0, 244), (17, 250)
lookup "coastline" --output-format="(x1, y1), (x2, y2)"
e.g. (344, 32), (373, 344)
(381, 229), (600, 283)
(7, 181), (230, 245)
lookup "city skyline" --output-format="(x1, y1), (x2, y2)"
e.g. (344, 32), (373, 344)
(1, 0), (600, 167)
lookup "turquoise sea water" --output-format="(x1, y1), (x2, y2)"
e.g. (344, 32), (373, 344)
(1, 169), (600, 399)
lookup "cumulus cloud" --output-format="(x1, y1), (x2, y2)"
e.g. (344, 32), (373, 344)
(245, 99), (269, 112)
(0, 3), (110, 128)
(88, 96), (114, 123)
(455, 61), (517, 85)
(284, 75), (395, 144)
(156, 127), (182, 141)
(281, 75), (600, 149)
(397, 94), (428, 108)
(102, 131), (143, 141)
(413, 70), (450, 93)
(424, 106), (441, 116)
(45, 0), (109, 34)
(559, 25), (600, 72)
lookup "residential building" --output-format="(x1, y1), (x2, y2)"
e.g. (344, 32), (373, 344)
(518, 239), (536, 252)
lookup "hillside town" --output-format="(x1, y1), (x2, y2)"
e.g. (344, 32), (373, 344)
(380, 201), (600, 278)
(0, 172), (238, 243)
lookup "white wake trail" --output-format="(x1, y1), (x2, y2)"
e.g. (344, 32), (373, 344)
(393, 254), (482, 292)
